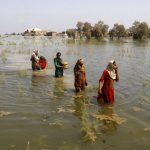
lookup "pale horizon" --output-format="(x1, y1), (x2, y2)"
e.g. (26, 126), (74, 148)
(0, 0), (150, 34)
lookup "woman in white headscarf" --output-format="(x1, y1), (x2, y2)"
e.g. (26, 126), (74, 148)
(97, 60), (119, 103)
(30, 50), (41, 70)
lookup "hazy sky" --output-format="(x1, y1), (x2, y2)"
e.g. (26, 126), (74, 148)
(0, 0), (150, 34)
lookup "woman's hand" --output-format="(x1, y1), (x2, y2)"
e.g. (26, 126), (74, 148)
(85, 82), (88, 86)
(98, 88), (102, 94)
(114, 65), (118, 73)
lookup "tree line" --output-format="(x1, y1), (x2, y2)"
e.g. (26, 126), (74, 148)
(66, 21), (150, 40)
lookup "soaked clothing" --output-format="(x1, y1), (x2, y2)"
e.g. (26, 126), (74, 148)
(54, 58), (63, 77)
(98, 69), (115, 103)
(30, 53), (41, 71)
(74, 63), (86, 92)
(39, 56), (47, 69)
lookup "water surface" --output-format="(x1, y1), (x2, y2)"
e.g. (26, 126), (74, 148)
(0, 36), (150, 150)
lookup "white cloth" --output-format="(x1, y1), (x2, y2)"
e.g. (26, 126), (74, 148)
(32, 52), (39, 61)
(107, 60), (116, 80)
(107, 69), (116, 80)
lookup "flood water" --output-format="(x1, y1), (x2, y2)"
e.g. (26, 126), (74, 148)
(0, 35), (150, 150)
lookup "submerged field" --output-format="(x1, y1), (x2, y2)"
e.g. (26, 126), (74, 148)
(0, 35), (150, 150)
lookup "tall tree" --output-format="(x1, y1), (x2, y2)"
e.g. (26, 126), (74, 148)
(83, 22), (93, 39)
(76, 21), (84, 39)
(109, 24), (127, 39)
(108, 29), (115, 39)
(132, 21), (149, 39)
(66, 29), (76, 39)
(92, 21), (109, 39)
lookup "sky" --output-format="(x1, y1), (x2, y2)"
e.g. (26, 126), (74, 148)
(0, 0), (150, 34)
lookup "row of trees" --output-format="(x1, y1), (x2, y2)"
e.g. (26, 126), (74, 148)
(66, 21), (150, 40)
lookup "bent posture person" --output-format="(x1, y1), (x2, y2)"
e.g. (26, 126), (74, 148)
(97, 60), (119, 103)
(30, 50), (41, 71)
(74, 59), (88, 92)
(54, 52), (63, 77)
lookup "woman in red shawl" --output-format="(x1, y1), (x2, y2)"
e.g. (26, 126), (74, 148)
(97, 60), (119, 103)
(74, 59), (88, 92)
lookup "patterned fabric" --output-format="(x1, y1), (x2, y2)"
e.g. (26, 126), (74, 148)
(74, 60), (86, 92)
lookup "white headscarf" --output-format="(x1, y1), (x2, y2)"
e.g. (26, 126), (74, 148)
(32, 50), (39, 60)
(107, 60), (116, 80)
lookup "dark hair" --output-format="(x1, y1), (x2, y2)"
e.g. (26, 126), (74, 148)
(56, 52), (61, 57)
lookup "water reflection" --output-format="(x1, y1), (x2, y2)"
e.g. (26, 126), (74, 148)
(0, 36), (150, 149)
(98, 104), (117, 134)
(53, 78), (65, 90)
(73, 94), (97, 142)
(73, 94), (86, 119)
(31, 71), (48, 86)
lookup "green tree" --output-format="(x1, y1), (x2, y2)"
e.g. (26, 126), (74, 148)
(83, 22), (93, 39)
(76, 21), (84, 39)
(148, 28), (150, 38)
(66, 29), (76, 39)
(109, 24), (127, 39)
(132, 21), (149, 39)
(108, 29), (115, 39)
(92, 21), (109, 39)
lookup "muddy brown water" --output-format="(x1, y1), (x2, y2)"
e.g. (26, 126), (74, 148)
(0, 36), (150, 150)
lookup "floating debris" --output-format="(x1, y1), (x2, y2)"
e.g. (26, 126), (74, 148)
(10, 145), (16, 148)
(27, 141), (30, 150)
(67, 109), (75, 113)
(144, 128), (150, 131)
(132, 106), (144, 112)
(140, 95), (150, 103)
(72, 95), (84, 99)
(49, 122), (63, 127)
(57, 108), (65, 113)
(81, 128), (97, 142)
(57, 107), (75, 113)
(143, 80), (150, 86)
(92, 113), (126, 125)
(0, 111), (15, 117)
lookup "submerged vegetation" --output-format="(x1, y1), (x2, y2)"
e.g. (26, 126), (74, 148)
(0, 35), (149, 149)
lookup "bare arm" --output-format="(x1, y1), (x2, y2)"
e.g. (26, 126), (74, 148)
(54, 58), (62, 68)
(98, 80), (104, 94)
(115, 68), (119, 82)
